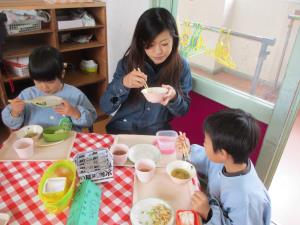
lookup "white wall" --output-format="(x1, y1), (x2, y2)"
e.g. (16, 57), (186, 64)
(103, 0), (151, 81)
(177, 0), (300, 83)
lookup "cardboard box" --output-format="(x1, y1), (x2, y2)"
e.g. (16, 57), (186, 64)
(57, 18), (83, 30)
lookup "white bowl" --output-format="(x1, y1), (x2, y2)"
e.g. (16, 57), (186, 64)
(166, 160), (196, 184)
(141, 87), (167, 103)
(128, 144), (160, 163)
(15, 125), (43, 140)
(130, 198), (175, 225)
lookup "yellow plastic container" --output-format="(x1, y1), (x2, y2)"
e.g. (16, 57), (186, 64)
(38, 160), (76, 214)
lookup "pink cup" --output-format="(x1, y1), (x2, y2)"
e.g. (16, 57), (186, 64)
(135, 159), (156, 183)
(156, 130), (178, 154)
(110, 144), (129, 166)
(13, 138), (34, 159)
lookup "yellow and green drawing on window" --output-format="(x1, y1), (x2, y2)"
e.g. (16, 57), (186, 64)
(179, 21), (236, 69)
(179, 21), (207, 58)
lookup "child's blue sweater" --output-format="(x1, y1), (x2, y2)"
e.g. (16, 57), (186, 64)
(191, 144), (271, 225)
(2, 84), (97, 131)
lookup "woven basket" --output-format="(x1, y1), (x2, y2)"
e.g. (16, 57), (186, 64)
(6, 20), (41, 35)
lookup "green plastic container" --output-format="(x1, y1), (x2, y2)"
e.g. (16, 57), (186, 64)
(67, 180), (102, 225)
(38, 160), (76, 214)
(43, 126), (70, 142)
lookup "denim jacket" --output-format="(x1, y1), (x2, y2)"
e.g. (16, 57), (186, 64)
(99, 57), (192, 134)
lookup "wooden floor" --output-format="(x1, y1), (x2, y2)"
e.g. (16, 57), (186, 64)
(191, 66), (279, 103)
(85, 117), (111, 134)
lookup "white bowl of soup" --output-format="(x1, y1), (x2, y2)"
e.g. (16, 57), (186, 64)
(15, 125), (43, 141)
(141, 87), (167, 103)
(166, 160), (196, 184)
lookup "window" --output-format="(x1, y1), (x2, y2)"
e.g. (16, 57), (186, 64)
(177, 0), (300, 103)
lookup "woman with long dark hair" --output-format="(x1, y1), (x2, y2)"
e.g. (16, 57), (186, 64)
(100, 8), (192, 134)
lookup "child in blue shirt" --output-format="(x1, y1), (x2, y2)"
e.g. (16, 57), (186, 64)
(2, 46), (97, 131)
(177, 109), (271, 225)
(100, 8), (192, 135)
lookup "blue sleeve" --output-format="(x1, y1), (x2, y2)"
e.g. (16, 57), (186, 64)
(166, 58), (192, 116)
(1, 105), (24, 129)
(100, 60), (130, 114)
(190, 144), (210, 177)
(71, 91), (97, 128)
(1, 90), (29, 129)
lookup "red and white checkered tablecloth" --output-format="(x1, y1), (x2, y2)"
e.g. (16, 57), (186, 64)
(0, 133), (135, 225)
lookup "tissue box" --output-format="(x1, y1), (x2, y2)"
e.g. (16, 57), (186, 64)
(3, 57), (29, 77)
(67, 180), (102, 225)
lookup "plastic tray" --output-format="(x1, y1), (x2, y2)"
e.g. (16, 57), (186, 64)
(73, 149), (113, 183)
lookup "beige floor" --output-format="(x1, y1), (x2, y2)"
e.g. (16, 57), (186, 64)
(269, 109), (300, 225)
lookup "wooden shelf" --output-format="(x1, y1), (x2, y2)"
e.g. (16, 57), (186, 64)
(64, 70), (106, 87)
(58, 25), (104, 32)
(0, 1), (105, 10)
(60, 41), (104, 52)
(0, 1), (108, 126)
(7, 28), (53, 37)
(3, 44), (39, 58)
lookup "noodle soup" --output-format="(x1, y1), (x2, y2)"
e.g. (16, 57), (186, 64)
(166, 160), (196, 184)
(171, 168), (190, 180)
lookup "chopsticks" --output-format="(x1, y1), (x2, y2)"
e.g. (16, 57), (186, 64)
(137, 67), (149, 89)
(8, 99), (31, 104)
(179, 131), (191, 162)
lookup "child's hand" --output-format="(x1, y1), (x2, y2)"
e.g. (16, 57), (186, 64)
(10, 98), (25, 117)
(191, 191), (211, 220)
(175, 132), (190, 159)
(123, 69), (148, 89)
(159, 84), (176, 106)
(54, 99), (81, 119)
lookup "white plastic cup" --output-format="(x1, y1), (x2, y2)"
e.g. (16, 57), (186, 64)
(110, 144), (129, 166)
(13, 138), (34, 159)
(135, 159), (156, 183)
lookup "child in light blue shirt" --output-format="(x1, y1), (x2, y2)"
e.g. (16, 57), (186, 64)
(2, 46), (97, 131)
(177, 109), (271, 225)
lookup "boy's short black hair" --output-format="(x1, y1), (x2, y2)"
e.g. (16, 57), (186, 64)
(204, 108), (260, 163)
(29, 46), (63, 81)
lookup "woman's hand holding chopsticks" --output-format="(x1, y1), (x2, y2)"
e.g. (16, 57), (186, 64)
(122, 67), (148, 89)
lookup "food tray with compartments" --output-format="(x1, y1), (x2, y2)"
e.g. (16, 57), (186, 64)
(73, 149), (113, 183)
